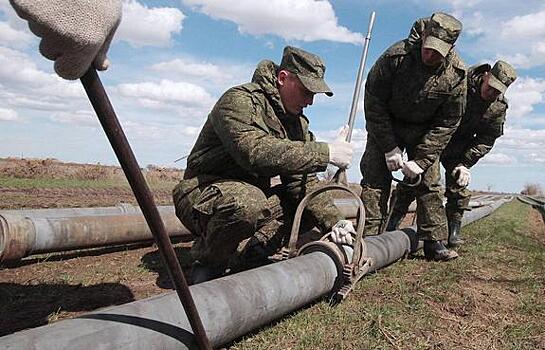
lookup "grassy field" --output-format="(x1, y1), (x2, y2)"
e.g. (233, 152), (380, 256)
(230, 201), (545, 350)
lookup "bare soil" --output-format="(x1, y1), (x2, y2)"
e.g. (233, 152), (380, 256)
(0, 186), (173, 209)
(1, 158), (542, 350)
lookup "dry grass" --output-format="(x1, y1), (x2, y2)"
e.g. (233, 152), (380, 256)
(0, 157), (183, 183)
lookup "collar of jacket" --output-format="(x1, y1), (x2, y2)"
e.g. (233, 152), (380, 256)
(251, 59), (288, 116)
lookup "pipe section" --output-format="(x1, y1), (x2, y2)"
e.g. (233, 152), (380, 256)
(0, 197), (510, 349)
(0, 200), (355, 262)
(0, 211), (190, 262)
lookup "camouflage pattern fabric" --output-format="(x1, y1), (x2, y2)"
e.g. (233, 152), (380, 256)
(173, 59), (343, 268)
(361, 136), (447, 240)
(392, 63), (509, 224)
(360, 19), (466, 240)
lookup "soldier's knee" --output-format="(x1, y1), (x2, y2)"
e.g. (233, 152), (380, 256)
(218, 186), (268, 226)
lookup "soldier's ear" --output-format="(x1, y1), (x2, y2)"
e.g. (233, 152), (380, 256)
(277, 69), (289, 87)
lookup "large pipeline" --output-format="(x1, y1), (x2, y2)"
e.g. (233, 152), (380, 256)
(0, 200), (362, 263)
(0, 195), (499, 263)
(0, 197), (510, 349)
(0, 207), (189, 262)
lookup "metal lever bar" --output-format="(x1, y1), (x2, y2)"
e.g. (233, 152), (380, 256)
(333, 11), (376, 186)
(80, 68), (212, 350)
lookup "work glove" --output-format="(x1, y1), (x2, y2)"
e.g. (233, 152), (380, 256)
(384, 146), (404, 171)
(452, 165), (471, 187)
(10, 0), (122, 80)
(401, 160), (423, 179)
(330, 219), (356, 245)
(328, 125), (354, 169)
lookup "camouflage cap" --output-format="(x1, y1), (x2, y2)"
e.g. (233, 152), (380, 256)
(422, 12), (462, 57)
(488, 60), (517, 94)
(279, 46), (333, 97)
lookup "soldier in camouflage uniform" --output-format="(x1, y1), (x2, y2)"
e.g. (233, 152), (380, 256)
(174, 46), (355, 283)
(387, 60), (517, 247)
(360, 12), (466, 261)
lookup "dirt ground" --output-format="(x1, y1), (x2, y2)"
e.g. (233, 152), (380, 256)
(0, 186), (173, 209)
(1, 158), (542, 348)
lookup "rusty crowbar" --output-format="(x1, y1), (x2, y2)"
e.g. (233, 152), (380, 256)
(80, 68), (212, 350)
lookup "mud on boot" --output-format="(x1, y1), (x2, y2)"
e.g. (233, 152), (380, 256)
(423, 240), (459, 261)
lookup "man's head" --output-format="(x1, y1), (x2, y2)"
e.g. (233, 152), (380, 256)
(421, 12), (462, 67)
(480, 60), (517, 101)
(277, 46), (333, 115)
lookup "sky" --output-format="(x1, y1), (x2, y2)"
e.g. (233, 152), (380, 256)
(0, 0), (544, 194)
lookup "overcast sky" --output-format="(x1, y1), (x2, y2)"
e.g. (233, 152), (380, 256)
(1, 0), (544, 193)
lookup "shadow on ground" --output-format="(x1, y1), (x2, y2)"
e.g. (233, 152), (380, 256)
(0, 282), (134, 336)
(140, 245), (194, 289)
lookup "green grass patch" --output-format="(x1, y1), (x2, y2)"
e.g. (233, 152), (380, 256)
(230, 201), (545, 349)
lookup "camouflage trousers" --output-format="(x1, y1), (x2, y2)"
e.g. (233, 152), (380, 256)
(173, 179), (313, 268)
(391, 157), (471, 224)
(359, 136), (447, 241)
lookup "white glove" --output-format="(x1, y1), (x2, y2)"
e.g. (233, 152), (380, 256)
(331, 220), (355, 245)
(328, 125), (354, 169)
(10, 0), (122, 80)
(452, 165), (471, 187)
(402, 161), (424, 179)
(385, 147), (404, 171)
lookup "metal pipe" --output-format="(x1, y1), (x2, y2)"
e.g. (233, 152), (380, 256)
(80, 68), (211, 349)
(0, 211), (190, 262)
(335, 197), (497, 219)
(0, 200), (353, 262)
(0, 197), (509, 349)
(517, 195), (545, 224)
(0, 197), (506, 262)
(0, 203), (172, 218)
(346, 11), (376, 142)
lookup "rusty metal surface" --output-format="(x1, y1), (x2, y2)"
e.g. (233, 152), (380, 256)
(0, 211), (190, 262)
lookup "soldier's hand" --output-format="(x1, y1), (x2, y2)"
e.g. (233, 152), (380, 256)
(10, 0), (122, 80)
(402, 160), (423, 179)
(452, 165), (470, 187)
(331, 219), (355, 245)
(385, 147), (404, 171)
(328, 141), (354, 169)
(328, 125), (353, 169)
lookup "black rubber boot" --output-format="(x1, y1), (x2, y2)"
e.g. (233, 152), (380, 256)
(447, 220), (464, 247)
(190, 261), (225, 284)
(229, 236), (275, 274)
(423, 240), (459, 261)
(385, 212), (405, 231)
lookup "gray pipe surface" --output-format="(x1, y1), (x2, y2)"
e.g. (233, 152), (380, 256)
(0, 197), (509, 349)
(0, 210), (190, 262)
(0, 204), (174, 218)
(0, 200), (356, 262)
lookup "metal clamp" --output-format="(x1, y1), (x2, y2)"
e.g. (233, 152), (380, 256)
(282, 182), (372, 301)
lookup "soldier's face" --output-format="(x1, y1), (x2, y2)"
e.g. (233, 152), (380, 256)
(277, 70), (315, 115)
(421, 47), (444, 67)
(481, 72), (502, 102)
(420, 34), (445, 67)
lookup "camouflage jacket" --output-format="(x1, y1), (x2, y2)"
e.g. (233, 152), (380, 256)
(363, 18), (467, 171)
(442, 64), (508, 168)
(177, 60), (342, 232)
